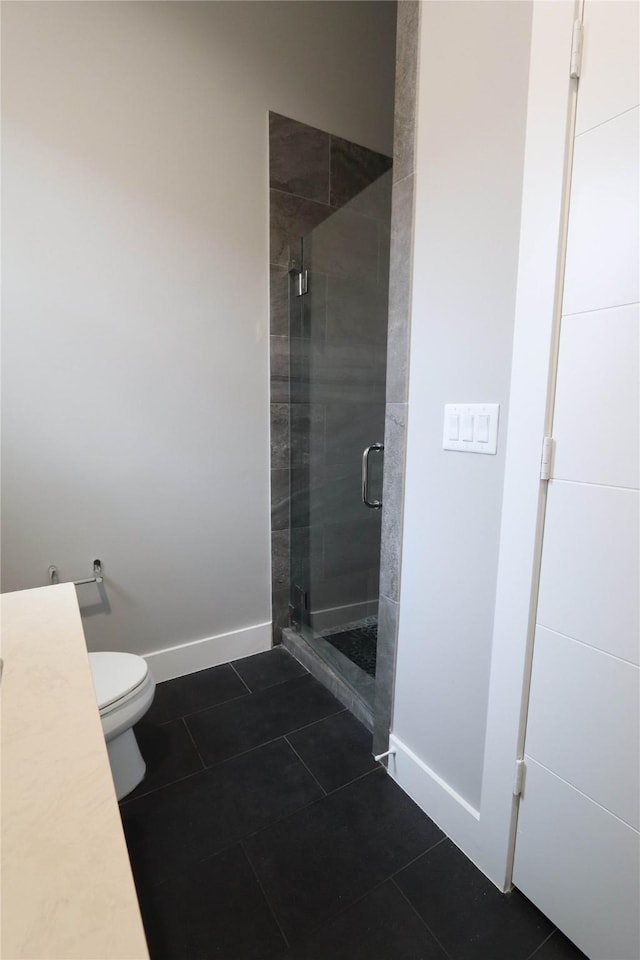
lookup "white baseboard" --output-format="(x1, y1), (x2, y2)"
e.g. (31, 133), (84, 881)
(143, 621), (272, 683)
(389, 732), (488, 877)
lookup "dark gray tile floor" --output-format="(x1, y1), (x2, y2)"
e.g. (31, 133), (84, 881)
(120, 648), (587, 960)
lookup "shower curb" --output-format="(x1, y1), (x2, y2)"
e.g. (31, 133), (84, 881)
(281, 628), (374, 733)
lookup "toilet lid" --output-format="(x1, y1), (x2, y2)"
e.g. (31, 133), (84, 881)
(89, 652), (149, 710)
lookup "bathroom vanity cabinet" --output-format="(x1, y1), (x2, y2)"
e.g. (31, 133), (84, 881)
(0, 583), (148, 960)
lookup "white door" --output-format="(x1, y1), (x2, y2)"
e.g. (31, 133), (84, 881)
(512, 4), (640, 960)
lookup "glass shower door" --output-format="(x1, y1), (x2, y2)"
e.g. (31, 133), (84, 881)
(289, 170), (391, 705)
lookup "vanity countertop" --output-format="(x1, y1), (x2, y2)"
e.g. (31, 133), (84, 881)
(1, 584), (149, 960)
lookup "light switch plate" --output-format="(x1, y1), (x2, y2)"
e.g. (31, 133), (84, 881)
(443, 403), (499, 454)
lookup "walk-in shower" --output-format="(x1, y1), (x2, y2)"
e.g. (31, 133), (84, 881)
(287, 170), (392, 710)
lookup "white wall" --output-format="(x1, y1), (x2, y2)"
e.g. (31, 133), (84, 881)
(391, 1), (533, 810)
(0, 1), (396, 666)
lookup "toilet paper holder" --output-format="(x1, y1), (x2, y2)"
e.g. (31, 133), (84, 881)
(48, 559), (103, 586)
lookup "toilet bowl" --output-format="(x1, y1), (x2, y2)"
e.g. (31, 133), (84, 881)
(89, 651), (156, 801)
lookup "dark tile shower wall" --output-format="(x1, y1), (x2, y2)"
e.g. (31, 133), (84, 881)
(269, 112), (392, 642)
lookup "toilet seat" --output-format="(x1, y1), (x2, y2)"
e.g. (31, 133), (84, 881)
(90, 651), (149, 711)
(89, 652), (156, 743)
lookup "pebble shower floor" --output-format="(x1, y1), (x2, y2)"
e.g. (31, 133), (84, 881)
(321, 617), (378, 677)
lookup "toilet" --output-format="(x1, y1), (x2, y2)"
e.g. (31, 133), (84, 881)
(89, 652), (156, 801)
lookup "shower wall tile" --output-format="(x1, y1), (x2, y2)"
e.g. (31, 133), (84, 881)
(290, 403), (325, 467)
(270, 336), (290, 404)
(269, 265), (289, 337)
(271, 586), (290, 643)
(323, 519), (382, 581)
(308, 209), (380, 280)
(271, 468), (290, 532)
(269, 113), (331, 204)
(373, 595), (399, 756)
(311, 570), (372, 611)
(290, 467), (312, 529)
(393, 0), (420, 184)
(291, 463), (381, 530)
(323, 402), (386, 467)
(271, 529), (290, 594)
(291, 342), (386, 406)
(288, 337), (308, 403)
(270, 403), (290, 470)
(291, 526), (324, 584)
(386, 174), (415, 404)
(379, 404), (407, 602)
(330, 137), (393, 208)
(367, 565), (382, 600)
(346, 174), (394, 222)
(270, 189), (333, 267)
(325, 275), (389, 345)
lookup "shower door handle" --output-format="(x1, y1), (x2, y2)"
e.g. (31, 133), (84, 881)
(362, 444), (384, 509)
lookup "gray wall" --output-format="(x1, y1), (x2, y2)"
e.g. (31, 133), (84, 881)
(392, 0), (533, 808)
(268, 113), (393, 641)
(1, 1), (397, 662)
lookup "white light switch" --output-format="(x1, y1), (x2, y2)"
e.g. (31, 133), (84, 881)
(448, 414), (460, 440)
(442, 404), (500, 455)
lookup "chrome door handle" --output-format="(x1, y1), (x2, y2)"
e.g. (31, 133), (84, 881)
(362, 443), (384, 509)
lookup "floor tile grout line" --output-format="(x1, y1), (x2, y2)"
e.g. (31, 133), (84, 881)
(121, 726), (354, 816)
(278, 841), (448, 955)
(283, 736), (327, 796)
(140, 839), (256, 892)
(247, 832), (449, 955)
(388, 835), (447, 883)
(282, 874), (395, 949)
(276, 704), (347, 738)
(186, 705), (346, 772)
(126, 780), (459, 950)
(240, 767), (383, 847)
(229, 660), (253, 695)
(119, 771), (192, 807)
(121, 737), (289, 807)
(299, 762), (381, 801)
(120, 763), (204, 807)
(321, 762), (383, 797)
(157, 664), (318, 727)
(391, 876), (453, 959)
(239, 840), (292, 952)
(393, 844), (562, 960)
(122, 715), (348, 808)
(177, 688), (250, 722)
(123, 706), (377, 812)
(524, 928), (560, 960)
(178, 672), (320, 725)
(153, 687), (251, 726)
(181, 716), (208, 770)
(229, 665), (318, 699)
